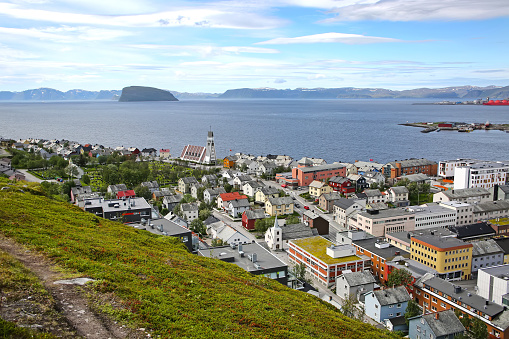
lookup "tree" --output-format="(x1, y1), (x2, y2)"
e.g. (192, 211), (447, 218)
(290, 262), (307, 282)
(286, 215), (300, 225)
(65, 164), (79, 179)
(370, 182), (379, 189)
(339, 294), (364, 321)
(82, 174), (91, 185)
(469, 317), (488, 339)
(387, 268), (413, 287)
(255, 218), (271, 233)
(404, 299), (420, 325)
(190, 219), (206, 237)
(211, 238), (227, 247)
(134, 185), (152, 201)
(199, 208), (211, 221)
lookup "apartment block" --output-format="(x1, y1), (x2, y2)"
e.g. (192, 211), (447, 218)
(355, 208), (415, 237)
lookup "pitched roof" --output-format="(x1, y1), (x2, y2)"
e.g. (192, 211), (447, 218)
(181, 203), (199, 211)
(180, 176), (198, 184)
(282, 223), (316, 240)
(244, 209), (266, 220)
(259, 186), (279, 195)
(268, 196), (294, 206)
(298, 163), (345, 174)
(442, 187), (490, 199)
(495, 238), (509, 254)
(229, 199), (251, 208)
(219, 192), (248, 202)
(417, 310), (465, 336)
(389, 186), (409, 194)
(342, 271), (376, 287)
(333, 198), (359, 210)
(321, 192), (342, 201)
(449, 222), (496, 239)
(471, 239), (504, 256)
(421, 277), (504, 318)
(372, 286), (411, 306)
(364, 189), (382, 197)
(474, 200), (509, 213)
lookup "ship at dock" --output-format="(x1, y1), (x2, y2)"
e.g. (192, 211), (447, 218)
(483, 97), (509, 106)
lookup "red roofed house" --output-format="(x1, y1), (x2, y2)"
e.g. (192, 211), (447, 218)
(159, 149), (171, 159)
(217, 192), (248, 210)
(116, 190), (136, 199)
(180, 145), (206, 163)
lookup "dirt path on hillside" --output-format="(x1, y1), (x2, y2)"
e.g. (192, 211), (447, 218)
(0, 234), (136, 339)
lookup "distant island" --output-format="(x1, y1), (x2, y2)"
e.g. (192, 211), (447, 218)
(118, 86), (178, 102)
(219, 85), (509, 100)
(0, 85), (508, 101)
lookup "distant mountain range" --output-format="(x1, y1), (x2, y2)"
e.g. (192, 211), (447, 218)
(0, 85), (507, 101)
(219, 85), (509, 99)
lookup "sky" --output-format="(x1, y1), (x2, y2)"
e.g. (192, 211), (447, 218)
(0, 0), (508, 93)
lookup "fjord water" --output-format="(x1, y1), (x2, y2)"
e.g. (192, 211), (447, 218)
(0, 99), (507, 163)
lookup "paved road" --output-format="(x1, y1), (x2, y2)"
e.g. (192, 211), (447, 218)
(17, 169), (57, 183)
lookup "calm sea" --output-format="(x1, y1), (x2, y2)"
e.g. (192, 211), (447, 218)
(0, 99), (508, 164)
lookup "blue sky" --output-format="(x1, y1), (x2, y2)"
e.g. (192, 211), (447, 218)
(0, 0), (508, 93)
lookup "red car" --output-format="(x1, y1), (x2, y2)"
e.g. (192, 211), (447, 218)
(281, 184), (287, 188)
(304, 206), (310, 210)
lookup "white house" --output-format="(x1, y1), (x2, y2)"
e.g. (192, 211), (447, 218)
(181, 203), (199, 222)
(265, 218), (283, 251)
(227, 199), (251, 218)
(208, 223), (250, 246)
(336, 271), (376, 302)
(242, 180), (265, 197)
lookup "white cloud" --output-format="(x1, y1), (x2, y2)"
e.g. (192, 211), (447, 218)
(323, 0), (509, 22)
(257, 32), (405, 45)
(0, 26), (131, 42)
(0, 3), (283, 29)
(130, 44), (279, 57)
(274, 78), (286, 83)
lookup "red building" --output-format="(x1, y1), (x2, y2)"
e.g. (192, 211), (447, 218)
(353, 238), (410, 283)
(241, 210), (266, 230)
(328, 176), (355, 195)
(291, 163), (346, 187)
(117, 190), (136, 199)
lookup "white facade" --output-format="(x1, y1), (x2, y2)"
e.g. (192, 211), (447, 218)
(265, 218), (283, 251)
(407, 204), (457, 230)
(477, 265), (509, 305)
(355, 209), (415, 237)
(438, 159), (480, 178)
(454, 162), (509, 190)
(439, 201), (473, 226)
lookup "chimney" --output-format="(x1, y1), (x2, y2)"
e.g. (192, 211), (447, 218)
(435, 312), (439, 320)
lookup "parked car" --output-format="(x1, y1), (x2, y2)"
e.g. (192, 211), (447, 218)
(295, 203), (300, 208)
(304, 206), (310, 210)
(281, 184), (287, 188)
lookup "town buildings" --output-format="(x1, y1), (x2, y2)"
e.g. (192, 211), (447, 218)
(355, 208), (416, 237)
(364, 286), (411, 323)
(382, 158), (438, 179)
(198, 242), (288, 285)
(289, 236), (368, 287)
(454, 162), (509, 190)
(291, 163), (346, 187)
(410, 234), (473, 281)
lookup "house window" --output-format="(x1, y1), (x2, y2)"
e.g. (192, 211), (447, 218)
(389, 313), (393, 317)
(424, 294), (429, 299)
(396, 312), (401, 316)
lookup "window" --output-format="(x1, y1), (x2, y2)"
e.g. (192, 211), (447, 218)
(396, 312), (401, 316)
(389, 313), (393, 317)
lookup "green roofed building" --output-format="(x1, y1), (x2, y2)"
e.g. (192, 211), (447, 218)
(288, 236), (369, 288)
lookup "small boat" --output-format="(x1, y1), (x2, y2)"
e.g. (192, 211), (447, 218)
(436, 128), (441, 132)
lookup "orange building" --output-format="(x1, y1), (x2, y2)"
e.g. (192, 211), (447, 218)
(382, 158), (438, 179)
(223, 156), (236, 168)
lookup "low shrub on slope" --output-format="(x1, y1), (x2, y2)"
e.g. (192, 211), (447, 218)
(0, 180), (399, 339)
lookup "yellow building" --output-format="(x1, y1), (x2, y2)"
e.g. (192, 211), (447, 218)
(254, 187), (280, 204)
(410, 235), (472, 280)
(265, 196), (294, 216)
(308, 180), (332, 199)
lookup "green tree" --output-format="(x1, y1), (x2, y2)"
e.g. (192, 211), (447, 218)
(224, 183), (233, 193)
(339, 294), (364, 321)
(135, 185), (152, 201)
(387, 268), (413, 287)
(97, 155), (108, 165)
(255, 218), (270, 233)
(190, 219), (206, 237)
(211, 238), (227, 247)
(65, 164), (79, 180)
(470, 317), (488, 339)
(199, 208), (211, 221)
(370, 182), (379, 189)
(286, 215), (300, 225)
(290, 262), (307, 282)
(404, 299), (420, 325)
(82, 174), (91, 185)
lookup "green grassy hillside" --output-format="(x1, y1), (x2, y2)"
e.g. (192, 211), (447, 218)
(0, 179), (399, 339)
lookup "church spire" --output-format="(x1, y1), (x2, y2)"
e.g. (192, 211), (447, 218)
(274, 212), (281, 229)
